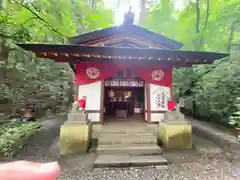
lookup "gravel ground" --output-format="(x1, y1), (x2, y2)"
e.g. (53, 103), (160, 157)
(59, 152), (240, 180)
(10, 115), (240, 180)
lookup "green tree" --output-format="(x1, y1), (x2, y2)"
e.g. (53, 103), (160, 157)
(146, 0), (240, 124)
(0, 0), (114, 116)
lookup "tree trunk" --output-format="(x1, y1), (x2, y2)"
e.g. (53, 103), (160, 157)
(227, 17), (240, 53)
(195, 0), (201, 34)
(199, 0), (210, 49)
(138, 0), (147, 26)
(0, 0), (5, 10)
(194, 0), (201, 50)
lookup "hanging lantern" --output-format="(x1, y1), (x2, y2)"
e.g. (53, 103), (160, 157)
(123, 69), (127, 78)
(124, 91), (129, 98)
(108, 89), (114, 98)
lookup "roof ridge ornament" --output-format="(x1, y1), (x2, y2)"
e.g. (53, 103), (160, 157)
(123, 6), (135, 26)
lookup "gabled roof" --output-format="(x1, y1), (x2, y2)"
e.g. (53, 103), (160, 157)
(69, 24), (183, 49)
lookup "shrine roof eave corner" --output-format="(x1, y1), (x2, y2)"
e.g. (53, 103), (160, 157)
(68, 25), (183, 49)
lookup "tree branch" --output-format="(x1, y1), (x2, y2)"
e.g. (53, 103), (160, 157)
(20, 17), (38, 27)
(68, 63), (76, 74)
(10, 0), (65, 38)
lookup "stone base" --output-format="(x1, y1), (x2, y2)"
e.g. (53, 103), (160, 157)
(68, 111), (87, 121)
(59, 120), (92, 155)
(159, 122), (192, 150)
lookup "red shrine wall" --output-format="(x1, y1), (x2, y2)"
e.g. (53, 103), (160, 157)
(75, 62), (173, 96)
(76, 62), (173, 122)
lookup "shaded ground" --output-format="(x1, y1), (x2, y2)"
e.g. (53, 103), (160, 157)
(7, 115), (240, 180)
(15, 114), (67, 162)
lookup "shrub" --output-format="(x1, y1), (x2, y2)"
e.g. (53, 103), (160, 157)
(0, 122), (41, 157)
(229, 111), (240, 130)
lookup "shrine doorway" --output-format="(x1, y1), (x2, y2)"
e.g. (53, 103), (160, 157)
(103, 69), (145, 122)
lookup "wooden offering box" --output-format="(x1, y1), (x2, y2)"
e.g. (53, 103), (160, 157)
(116, 109), (128, 119)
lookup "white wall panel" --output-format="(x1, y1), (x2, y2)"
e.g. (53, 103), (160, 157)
(78, 81), (102, 122)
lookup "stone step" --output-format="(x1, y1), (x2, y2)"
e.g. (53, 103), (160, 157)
(95, 125), (152, 134)
(97, 144), (162, 155)
(94, 154), (168, 168)
(98, 134), (157, 145)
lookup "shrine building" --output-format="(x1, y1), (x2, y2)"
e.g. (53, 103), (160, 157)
(17, 12), (228, 124)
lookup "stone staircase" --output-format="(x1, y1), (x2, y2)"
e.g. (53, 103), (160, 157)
(94, 123), (168, 167)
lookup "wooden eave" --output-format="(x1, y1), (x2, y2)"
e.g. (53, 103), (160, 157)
(69, 24), (183, 49)
(17, 43), (229, 68)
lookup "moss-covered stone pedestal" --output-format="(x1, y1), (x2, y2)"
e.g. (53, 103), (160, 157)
(159, 110), (192, 150)
(59, 112), (92, 156)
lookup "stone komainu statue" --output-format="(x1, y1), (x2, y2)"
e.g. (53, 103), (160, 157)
(71, 101), (80, 112)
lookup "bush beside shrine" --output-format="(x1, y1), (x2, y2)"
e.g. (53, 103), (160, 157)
(229, 111), (240, 130)
(0, 122), (41, 157)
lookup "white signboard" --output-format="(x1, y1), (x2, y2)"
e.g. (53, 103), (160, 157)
(150, 84), (170, 110)
(105, 80), (144, 87)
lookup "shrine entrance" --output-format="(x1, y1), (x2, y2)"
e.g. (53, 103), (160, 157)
(103, 69), (145, 122)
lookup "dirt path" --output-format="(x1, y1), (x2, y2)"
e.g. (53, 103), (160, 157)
(189, 117), (240, 154)
(15, 114), (67, 162)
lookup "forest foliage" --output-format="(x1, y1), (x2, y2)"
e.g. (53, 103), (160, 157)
(0, 0), (114, 116)
(146, 0), (240, 124)
(0, 0), (239, 125)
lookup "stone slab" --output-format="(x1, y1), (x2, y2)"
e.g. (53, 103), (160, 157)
(97, 144), (162, 155)
(130, 155), (168, 166)
(94, 155), (168, 168)
(64, 120), (90, 125)
(67, 112), (88, 122)
(95, 125), (151, 134)
(98, 134), (157, 145)
(162, 120), (190, 124)
(94, 155), (130, 168)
